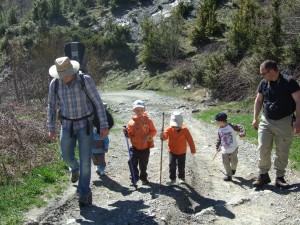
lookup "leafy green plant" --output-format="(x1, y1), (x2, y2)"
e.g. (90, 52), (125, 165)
(225, 0), (260, 64)
(175, 1), (194, 19)
(139, 12), (183, 67)
(190, 0), (221, 47)
(252, 0), (285, 63)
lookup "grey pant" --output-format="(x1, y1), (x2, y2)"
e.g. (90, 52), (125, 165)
(257, 115), (293, 177)
(222, 148), (238, 176)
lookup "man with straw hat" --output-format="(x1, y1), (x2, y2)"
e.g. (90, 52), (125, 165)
(47, 56), (109, 206)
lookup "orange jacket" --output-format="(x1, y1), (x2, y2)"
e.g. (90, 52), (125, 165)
(127, 114), (157, 150)
(162, 125), (196, 155)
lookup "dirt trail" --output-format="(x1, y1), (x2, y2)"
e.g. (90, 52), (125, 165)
(25, 90), (300, 225)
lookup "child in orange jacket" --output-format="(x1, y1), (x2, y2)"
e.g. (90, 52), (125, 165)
(124, 100), (157, 185)
(160, 111), (196, 185)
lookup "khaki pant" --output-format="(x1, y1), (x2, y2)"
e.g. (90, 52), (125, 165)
(257, 115), (293, 177)
(222, 148), (238, 176)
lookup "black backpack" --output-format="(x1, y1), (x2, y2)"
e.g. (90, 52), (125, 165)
(54, 74), (114, 133)
(64, 42), (87, 73)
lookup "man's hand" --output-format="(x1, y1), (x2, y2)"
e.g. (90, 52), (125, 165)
(100, 128), (109, 138)
(49, 132), (57, 142)
(252, 119), (259, 130)
(294, 119), (300, 134)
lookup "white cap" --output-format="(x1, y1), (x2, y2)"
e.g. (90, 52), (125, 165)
(132, 100), (145, 109)
(170, 111), (183, 127)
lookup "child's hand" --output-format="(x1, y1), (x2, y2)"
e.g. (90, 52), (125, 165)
(104, 150), (108, 153)
(159, 132), (164, 140)
(123, 127), (128, 137)
(239, 133), (245, 138)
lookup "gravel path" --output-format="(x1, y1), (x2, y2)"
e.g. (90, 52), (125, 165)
(25, 90), (300, 225)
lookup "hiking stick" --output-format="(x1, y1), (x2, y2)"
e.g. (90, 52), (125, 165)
(212, 150), (220, 161)
(159, 112), (165, 193)
(123, 126), (138, 190)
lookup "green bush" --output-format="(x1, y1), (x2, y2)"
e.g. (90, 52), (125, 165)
(284, 35), (300, 69)
(190, 0), (221, 47)
(139, 12), (183, 66)
(224, 0), (260, 64)
(101, 17), (130, 50)
(175, 1), (194, 19)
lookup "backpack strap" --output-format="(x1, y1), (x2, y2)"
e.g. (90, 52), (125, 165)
(78, 73), (100, 131)
(54, 78), (60, 101)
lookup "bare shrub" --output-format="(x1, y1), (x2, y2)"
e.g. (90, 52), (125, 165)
(0, 103), (58, 184)
(211, 64), (256, 101)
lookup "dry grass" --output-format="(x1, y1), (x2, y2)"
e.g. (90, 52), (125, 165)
(0, 103), (58, 184)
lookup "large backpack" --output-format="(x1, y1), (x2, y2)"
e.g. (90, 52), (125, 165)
(64, 42), (87, 73)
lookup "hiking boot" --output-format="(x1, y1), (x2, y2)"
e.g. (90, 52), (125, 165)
(71, 171), (79, 183)
(166, 180), (176, 186)
(141, 179), (149, 185)
(79, 192), (92, 207)
(178, 179), (186, 184)
(232, 170), (236, 175)
(253, 173), (271, 187)
(223, 175), (232, 181)
(275, 177), (290, 189)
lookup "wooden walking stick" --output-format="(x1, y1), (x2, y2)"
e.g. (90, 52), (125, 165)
(159, 112), (165, 193)
(212, 149), (220, 161)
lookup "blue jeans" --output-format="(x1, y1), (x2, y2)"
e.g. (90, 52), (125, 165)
(60, 125), (93, 196)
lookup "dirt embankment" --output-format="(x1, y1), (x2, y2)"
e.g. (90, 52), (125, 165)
(25, 90), (300, 225)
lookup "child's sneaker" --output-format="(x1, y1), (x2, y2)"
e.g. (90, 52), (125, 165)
(96, 166), (106, 176)
(166, 180), (176, 185)
(141, 179), (149, 185)
(100, 170), (106, 176)
(178, 179), (186, 184)
(223, 175), (232, 181)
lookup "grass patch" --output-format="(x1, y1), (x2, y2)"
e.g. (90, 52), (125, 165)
(194, 100), (300, 170)
(0, 154), (68, 225)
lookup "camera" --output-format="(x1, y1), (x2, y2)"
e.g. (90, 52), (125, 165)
(266, 102), (278, 112)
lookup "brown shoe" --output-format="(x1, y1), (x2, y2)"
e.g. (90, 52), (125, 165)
(253, 173), (271, 187)
(275, 177), (290, 189)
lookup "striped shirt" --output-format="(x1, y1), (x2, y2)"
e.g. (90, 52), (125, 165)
(47, 73), (108, 132)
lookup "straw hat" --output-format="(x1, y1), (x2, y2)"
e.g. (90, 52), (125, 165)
(49, 56), (80, 79)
